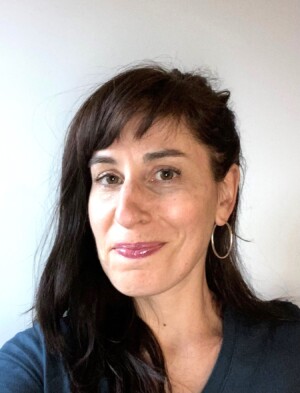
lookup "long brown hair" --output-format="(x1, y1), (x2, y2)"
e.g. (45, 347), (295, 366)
(35, 64), (291, 392)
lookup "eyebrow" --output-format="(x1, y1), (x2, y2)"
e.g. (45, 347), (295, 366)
(88, 155), (117, 167)
(88, 149), (186, 167)
(143, 149), (187, 162)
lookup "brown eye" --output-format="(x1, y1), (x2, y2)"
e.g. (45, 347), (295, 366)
(154, 168), (181, 181)
(97, 173), (122, 185)
(160, 170), (175, 180)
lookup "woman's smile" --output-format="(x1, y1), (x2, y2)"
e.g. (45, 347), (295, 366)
(113, 242), (166, 259)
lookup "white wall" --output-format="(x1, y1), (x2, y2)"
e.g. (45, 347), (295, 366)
(1, 0), (299, 346)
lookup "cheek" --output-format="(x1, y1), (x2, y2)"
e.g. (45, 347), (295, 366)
(88, 194), (114, 247)
(163, 192), (216, 228)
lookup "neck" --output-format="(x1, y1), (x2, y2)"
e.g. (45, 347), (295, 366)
(134, 274), (222, 352)
(134, 269), (223, 393)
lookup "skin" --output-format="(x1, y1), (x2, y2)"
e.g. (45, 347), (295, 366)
(88, 117), (240, 392)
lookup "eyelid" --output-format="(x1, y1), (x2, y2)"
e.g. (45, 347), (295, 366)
(152, 166), (182, 181)
(94, 170), (123, 185)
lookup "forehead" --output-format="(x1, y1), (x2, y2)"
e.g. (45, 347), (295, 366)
(90, 117), (214, 174)
(116, 116), (199, 150)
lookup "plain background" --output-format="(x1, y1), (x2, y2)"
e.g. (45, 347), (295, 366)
(0, 0), (299, 346)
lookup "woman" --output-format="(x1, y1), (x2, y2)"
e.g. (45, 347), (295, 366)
(0, 64), (300, 393)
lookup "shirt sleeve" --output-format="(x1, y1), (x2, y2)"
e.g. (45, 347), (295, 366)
(0, 325), (44, 393)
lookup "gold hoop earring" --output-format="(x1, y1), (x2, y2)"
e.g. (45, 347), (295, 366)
(211, 222), (233, 259)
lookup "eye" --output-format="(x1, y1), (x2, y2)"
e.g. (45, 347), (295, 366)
(96, 173), (123, 186)
(154, 168), (181, 181)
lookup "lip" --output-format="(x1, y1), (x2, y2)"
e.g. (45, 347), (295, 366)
(113, 242), (165, 259)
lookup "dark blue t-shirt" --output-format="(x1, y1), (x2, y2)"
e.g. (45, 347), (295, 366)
(1, 304), (300, 392)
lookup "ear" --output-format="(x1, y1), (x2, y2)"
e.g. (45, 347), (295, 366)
(215, 164), (240, 226)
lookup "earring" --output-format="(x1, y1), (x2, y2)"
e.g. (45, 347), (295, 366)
(211, 222), (233, 259)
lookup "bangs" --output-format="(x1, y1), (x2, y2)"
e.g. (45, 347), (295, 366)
(92, 93), (184, 152)
(74, 66), (195, 165)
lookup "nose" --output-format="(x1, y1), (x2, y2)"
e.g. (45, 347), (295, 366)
(114, 180), (152, 228)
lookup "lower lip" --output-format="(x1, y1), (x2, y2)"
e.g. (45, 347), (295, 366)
(114, 243), (164, 259)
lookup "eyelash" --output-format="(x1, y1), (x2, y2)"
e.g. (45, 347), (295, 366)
(151, 167), (181, 182)
(96, 173), (123, 186)
(95, 167), (181, 187)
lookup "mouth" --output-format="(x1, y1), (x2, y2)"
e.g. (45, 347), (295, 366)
(112, 242), (165, 259)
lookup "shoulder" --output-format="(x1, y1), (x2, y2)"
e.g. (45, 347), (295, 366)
(0, 323), (69, 393)
(234, 300), (300, 340)
(232, 301), (300, 356)
(224, 301), (300, 392)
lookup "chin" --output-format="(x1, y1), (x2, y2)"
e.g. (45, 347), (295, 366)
(113, 282), (154, 298)
(109, 275), (162, 298)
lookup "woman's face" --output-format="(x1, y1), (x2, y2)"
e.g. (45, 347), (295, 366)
(88, 118), (238, 298)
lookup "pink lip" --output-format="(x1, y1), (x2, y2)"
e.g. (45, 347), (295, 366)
(113, 242), (165, 259)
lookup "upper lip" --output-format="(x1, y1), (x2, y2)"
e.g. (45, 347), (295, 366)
(113, 242), (165, 250)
